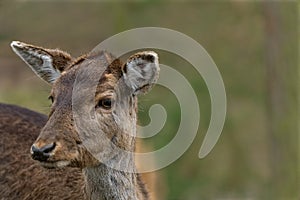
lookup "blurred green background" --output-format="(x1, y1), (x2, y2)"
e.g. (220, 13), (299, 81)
(0, 1), (298, 200)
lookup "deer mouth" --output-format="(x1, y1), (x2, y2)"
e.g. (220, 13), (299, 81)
(39, 160), (71, 169)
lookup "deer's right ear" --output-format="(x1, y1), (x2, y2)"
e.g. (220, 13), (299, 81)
(10, 41), (73, 84)
(122, 51), (160, 95)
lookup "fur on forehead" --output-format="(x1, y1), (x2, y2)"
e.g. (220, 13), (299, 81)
(65, 50), (123, 79)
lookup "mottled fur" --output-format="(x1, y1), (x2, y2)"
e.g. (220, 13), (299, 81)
(0, 103), (157, 200)
(4, 41), (160, 200)
(0, 103), (84, 199)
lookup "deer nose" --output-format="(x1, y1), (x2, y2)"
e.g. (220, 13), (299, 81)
(31, 142), (56, 162)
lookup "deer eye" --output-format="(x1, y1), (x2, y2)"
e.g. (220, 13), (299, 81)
(96, 98), (112, 109)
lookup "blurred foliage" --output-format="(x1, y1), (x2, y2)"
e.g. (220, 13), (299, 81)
(0, 1), (298, 200)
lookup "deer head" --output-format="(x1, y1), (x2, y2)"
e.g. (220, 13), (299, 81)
(11, 41), (159, 169)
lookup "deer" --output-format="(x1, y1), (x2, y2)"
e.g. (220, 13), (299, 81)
(1, 40), (160, 200)
(0, 102), (84, 199)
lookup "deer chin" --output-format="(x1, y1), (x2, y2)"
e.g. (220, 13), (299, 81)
(39, 160), (71, 169)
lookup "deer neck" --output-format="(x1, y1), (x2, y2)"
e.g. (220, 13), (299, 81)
(82, 128), (140, 200)
(82, 150), (139, 200)
(83, 161), (139, 200)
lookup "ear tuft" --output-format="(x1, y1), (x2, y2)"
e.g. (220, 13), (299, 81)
(123, 51), (160, 95)
(10, 41), (73, 84)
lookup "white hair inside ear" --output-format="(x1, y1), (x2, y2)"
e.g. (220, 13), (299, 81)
(10, 41), (73, 84)
(123, 51), (160, 95)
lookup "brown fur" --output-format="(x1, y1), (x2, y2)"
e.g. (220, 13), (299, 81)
(0, 103), (84, 199)
(0, 103), (157, 200)
(34, 51), (149, 199)
(3, 41), (160, 200)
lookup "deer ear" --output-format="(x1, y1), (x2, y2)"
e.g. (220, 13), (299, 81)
(122, 51), (160, 95)
(10, 41), (73, 84)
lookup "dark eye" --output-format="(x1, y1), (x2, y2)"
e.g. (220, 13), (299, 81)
(97, 98), (112, 109)
(48, 96), (54, 103)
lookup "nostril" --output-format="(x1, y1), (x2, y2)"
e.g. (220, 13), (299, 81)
(31, 142), (56, 162)
(31, 144), (40, 156)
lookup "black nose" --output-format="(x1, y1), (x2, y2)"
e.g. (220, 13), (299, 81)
(31, 143), (56, 162)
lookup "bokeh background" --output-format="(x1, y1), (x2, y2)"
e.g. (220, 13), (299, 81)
(0, 1), (298, 200)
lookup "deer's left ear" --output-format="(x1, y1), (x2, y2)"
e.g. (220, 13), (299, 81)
(122, 51), (160, 95)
